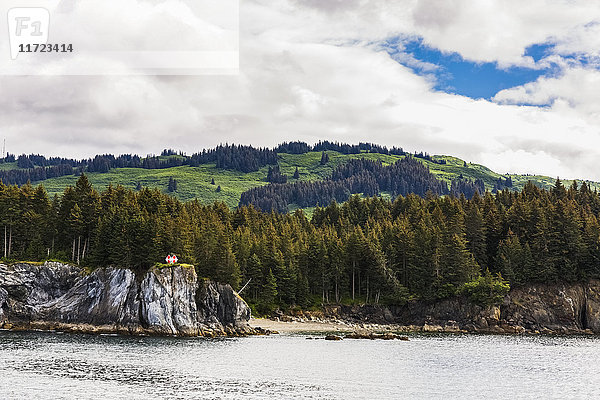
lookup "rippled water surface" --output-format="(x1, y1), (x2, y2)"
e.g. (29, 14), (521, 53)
(1, 330), (600, 399)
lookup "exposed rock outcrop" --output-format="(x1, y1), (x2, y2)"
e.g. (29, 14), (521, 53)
(7, 262), (600, 336)
(309, 280), (600, 335)
(0, 262), (254, 337)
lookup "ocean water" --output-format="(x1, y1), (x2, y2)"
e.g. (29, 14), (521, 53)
(1, 330), (599, 399)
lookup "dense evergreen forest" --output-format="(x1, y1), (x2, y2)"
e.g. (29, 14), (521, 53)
(1, 174), (598, 311)
(240, 157), (484, 212)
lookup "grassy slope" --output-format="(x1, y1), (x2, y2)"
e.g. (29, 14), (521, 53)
(35, 152), (407, 207)
(425, 155), (600, 191)
(39, 164), (266, 207)
(32, 151), (600, 207)
(0, 162), (19, 171)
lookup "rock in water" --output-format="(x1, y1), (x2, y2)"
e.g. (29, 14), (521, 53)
(0, 262), (253, 337)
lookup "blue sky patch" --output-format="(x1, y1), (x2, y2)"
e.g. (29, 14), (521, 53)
(382, 38), (557, 100)
(524, 43), (555, 63)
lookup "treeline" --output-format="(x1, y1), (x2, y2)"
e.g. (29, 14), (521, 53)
(451, 178), (485, 198)
(187, 144), (278, 172)
(16, 154), (82, 169)
(0, 144), (279, 185)
(0, 154), (16, 163)
(4, 141), (454, 186)
(0, 164), (79, 186)
(494, 176), (514, 192)
(2, 176), (600, 310)
(275, 140), (446, 164)
(275, 140), (406, 155)
(240, 157), (482, 212)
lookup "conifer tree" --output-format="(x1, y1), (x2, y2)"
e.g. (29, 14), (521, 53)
(246, 253), (264, 301)
(465, 202), (487, 267)
(167, 177), (177, 192)
(213, 230), (241, 290)
(68, 204), (83, 263)
(496, 230), (523, 284)
(260, 268), (278, 309)
(295, 272), (310, 308)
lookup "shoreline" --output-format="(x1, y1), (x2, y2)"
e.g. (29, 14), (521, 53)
(249, 317), (598, 336)
(249, 317), (459, 334)
(250, 317), (359, 334)
(0, 319), (597, 338)
(0, 321), (264, 338)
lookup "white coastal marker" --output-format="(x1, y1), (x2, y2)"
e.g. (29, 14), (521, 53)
(8, 8), (50, 60)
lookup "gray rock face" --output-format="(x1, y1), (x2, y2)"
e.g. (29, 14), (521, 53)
(326, 280), (600, 334)
(501, 282), (591, 333)
(0, 262), (252, 336)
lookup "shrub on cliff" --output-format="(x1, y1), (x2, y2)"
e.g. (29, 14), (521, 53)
(461, 270), (510, 307)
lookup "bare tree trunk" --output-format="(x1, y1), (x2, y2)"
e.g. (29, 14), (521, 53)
(86, 235), (90, 258)
(3, 226), (6, 258)
(82, 237), (88, 260)
(8, 226), (12, 258)
(359, 273), (362, 299)
(335, 279), (339, 303)
(403, 255), (407, 286)
(352, 260), (355, 301)
(77, 236), (81, 264)
(51, 237), (55, 255)
(366, 276), (369, 304)
(72, 238), (75, 261)
(322, 272), (325, 304)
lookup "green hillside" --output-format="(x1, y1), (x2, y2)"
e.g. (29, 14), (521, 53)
(34, 151), (409, 207)
(30, 151), (600, 208)
(425, 155), (599, 192)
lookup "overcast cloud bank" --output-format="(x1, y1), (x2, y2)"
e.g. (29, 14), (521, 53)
(2, 0), (600, 180)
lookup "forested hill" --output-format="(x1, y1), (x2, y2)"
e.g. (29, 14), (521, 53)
(2, 174), (600, 312)
(1, 142), (598, 210)
(239, 157), (482, 212)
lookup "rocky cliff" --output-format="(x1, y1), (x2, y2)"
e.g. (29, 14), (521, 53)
(0, 262), (254, 337)
(6, 262), (600, 336)
(316, 281), (600, 334)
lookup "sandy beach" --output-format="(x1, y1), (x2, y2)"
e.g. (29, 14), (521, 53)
(249, 317), (359, 333)
(248, 317), (412, 334)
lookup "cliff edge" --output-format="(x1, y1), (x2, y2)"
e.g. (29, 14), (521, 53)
(311, 281), (600, 334)
(0, 262), (254, 337)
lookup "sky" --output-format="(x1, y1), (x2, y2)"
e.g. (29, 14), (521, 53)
(3, 0), (600, 180)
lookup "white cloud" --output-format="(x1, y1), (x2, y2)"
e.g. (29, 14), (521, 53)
(409, 0), (600, 67)
(494, 67), (600, 123)
(2, 0), (600, 182)
(553, 22), (600, 59)
(283, 0), (600, 67)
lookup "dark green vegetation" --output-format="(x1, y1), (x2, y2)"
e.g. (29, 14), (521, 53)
(2, 142), (597, 210)
(3, 173), (600, 312)
(240, 157), (465, 213)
